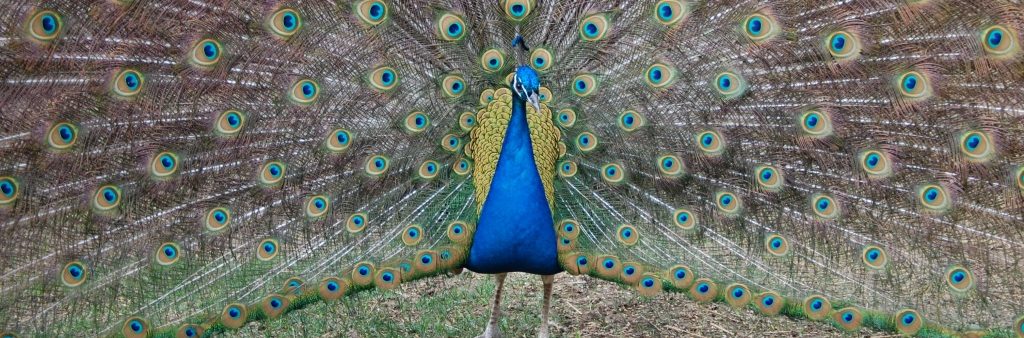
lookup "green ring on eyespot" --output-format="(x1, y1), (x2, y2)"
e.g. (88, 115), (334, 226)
(259, 161), (286, 185)
(861, 245), (887, 269)
(530, 48), (553, 72)
(765, 234), (789, 256)
(958, 130), (995, 162)
(578, 14), (610, 41)
(673, 208), (697, 230)
(27, 10), (64, 42)
(0, 176), (20, 205)
(742, 13), (775, 42)
(150, 151), (180, 178)
(654, 0), (686, 26)
(112, 69), (145, 98)
(859, 149), (893, 178)
(92, 184), (123, 211)
(618, 110), (644, 131)
(981, 25), (1018, 57)
(47, 122), (79, 150)
(713, 71), (745, 99)
(602, 163), (625, 183)
(696, 130), (724, 155)
(268, 8), (302, 38)
(576, 132), (597, 152)
(645, 63), (674, 89)
(754, 165), (783, 191)
(306, 195), (330, 218)
(916, 184), (950, 213)
(558, 160), (577, 178)
(895, 70), (931, 100)
(437, 13), (466, 41)
(355, 0), (388, 26)
(657, 154), (684, 177)
(715, 191), (741, 215)
(365, 155), (390, 176)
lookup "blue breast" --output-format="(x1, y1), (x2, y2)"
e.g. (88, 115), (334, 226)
(465, 93), (561, 275)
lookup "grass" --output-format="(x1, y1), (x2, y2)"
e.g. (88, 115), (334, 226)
(221, 272), (892, 337)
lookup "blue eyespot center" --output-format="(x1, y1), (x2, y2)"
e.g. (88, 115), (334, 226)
(748, 18), (763, 34)
(643, 278), (654, 287)
(382, 272), (393, 282)
(843, 312), (853, 322)
(902, 314), (915, 325)
(68, 265), (82, 278)
(229, 307), (240, 318)
(720, 195), (732, 206)
(761, 169), (773, 180)
(511, 4), (524, 15)
(0, 181), (12, 196)
(811, 299), (822, 310)
(771, 238), (782, 249)
(358, 266), (369, 275)
(965, 135), (981, 150)
(831, 35), (846, 50)
(421, 255), (432, 264)
(903, 75), (918, 91)
(606, 167), (617, 176)
(203, 42), (217, 58)
(988, 29), (1003, 47)
(453, 226), (463, 234)
(58, 126), (73, 141)
(160, 155), (174, 169)
(577, 257), (588, 265)
(702, 135), (713, 146)
(698, 283), (709, 293)
(375, 159), (384, 168)
(268, 164), (281, 177)
(867, 249), (880, 261)
(327, 281), (338, 291)
(227, 113), (240, 127)
(42, 15), (57, 33)
(102, 188), (117, 202)
(952, 271), (966, 282)
(817, 198), (830, 211)
(130, 320), (143, 333)
(270, 299), (281, 308)
(650, 68), (663, 81)
(353, 216), (363, 225)
(448, 23), (461, 36)
(336, 131), (348, 143)
(866, 154), (880, 167)
(763, 296), (774, 306)
(719, 76), (731, 89)
(659, 4), (673, 19)
(185, 327), (196, 337)
(283, 13), (297, 30)
(603, 259), (614, 269)
(732, 288), (744, 298)
(534, 57), (545, 66)
(675, 269), (686, 279)
(584, 23), (598, 37)
(678, 213), (688, 222)
(125, 74), (139, 89)
(263, 242), (275, 253)
(925, 188), (939, 202)
(805, 114), (819, 128)
(214, 211), (226, 222)
(302, 83), (315, 97)
(163, 246), (176, 258)
(369, 3), (384, 19)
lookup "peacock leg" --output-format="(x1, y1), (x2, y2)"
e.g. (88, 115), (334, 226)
(538, 274), (554, 338)
(478, 272), (507, 338)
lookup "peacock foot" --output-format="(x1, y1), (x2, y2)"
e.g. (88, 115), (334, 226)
(475, 325), (502, 338)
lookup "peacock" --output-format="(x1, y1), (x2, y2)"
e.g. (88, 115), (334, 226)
(1, 0), (1023, 336)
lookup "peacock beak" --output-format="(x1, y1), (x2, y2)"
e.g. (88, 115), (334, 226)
(528, 92), (540, 113)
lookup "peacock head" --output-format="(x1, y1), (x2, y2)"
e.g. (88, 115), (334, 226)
(512, 65), (541, 112)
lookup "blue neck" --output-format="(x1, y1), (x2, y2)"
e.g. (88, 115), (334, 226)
(465, 93), (561, 275)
